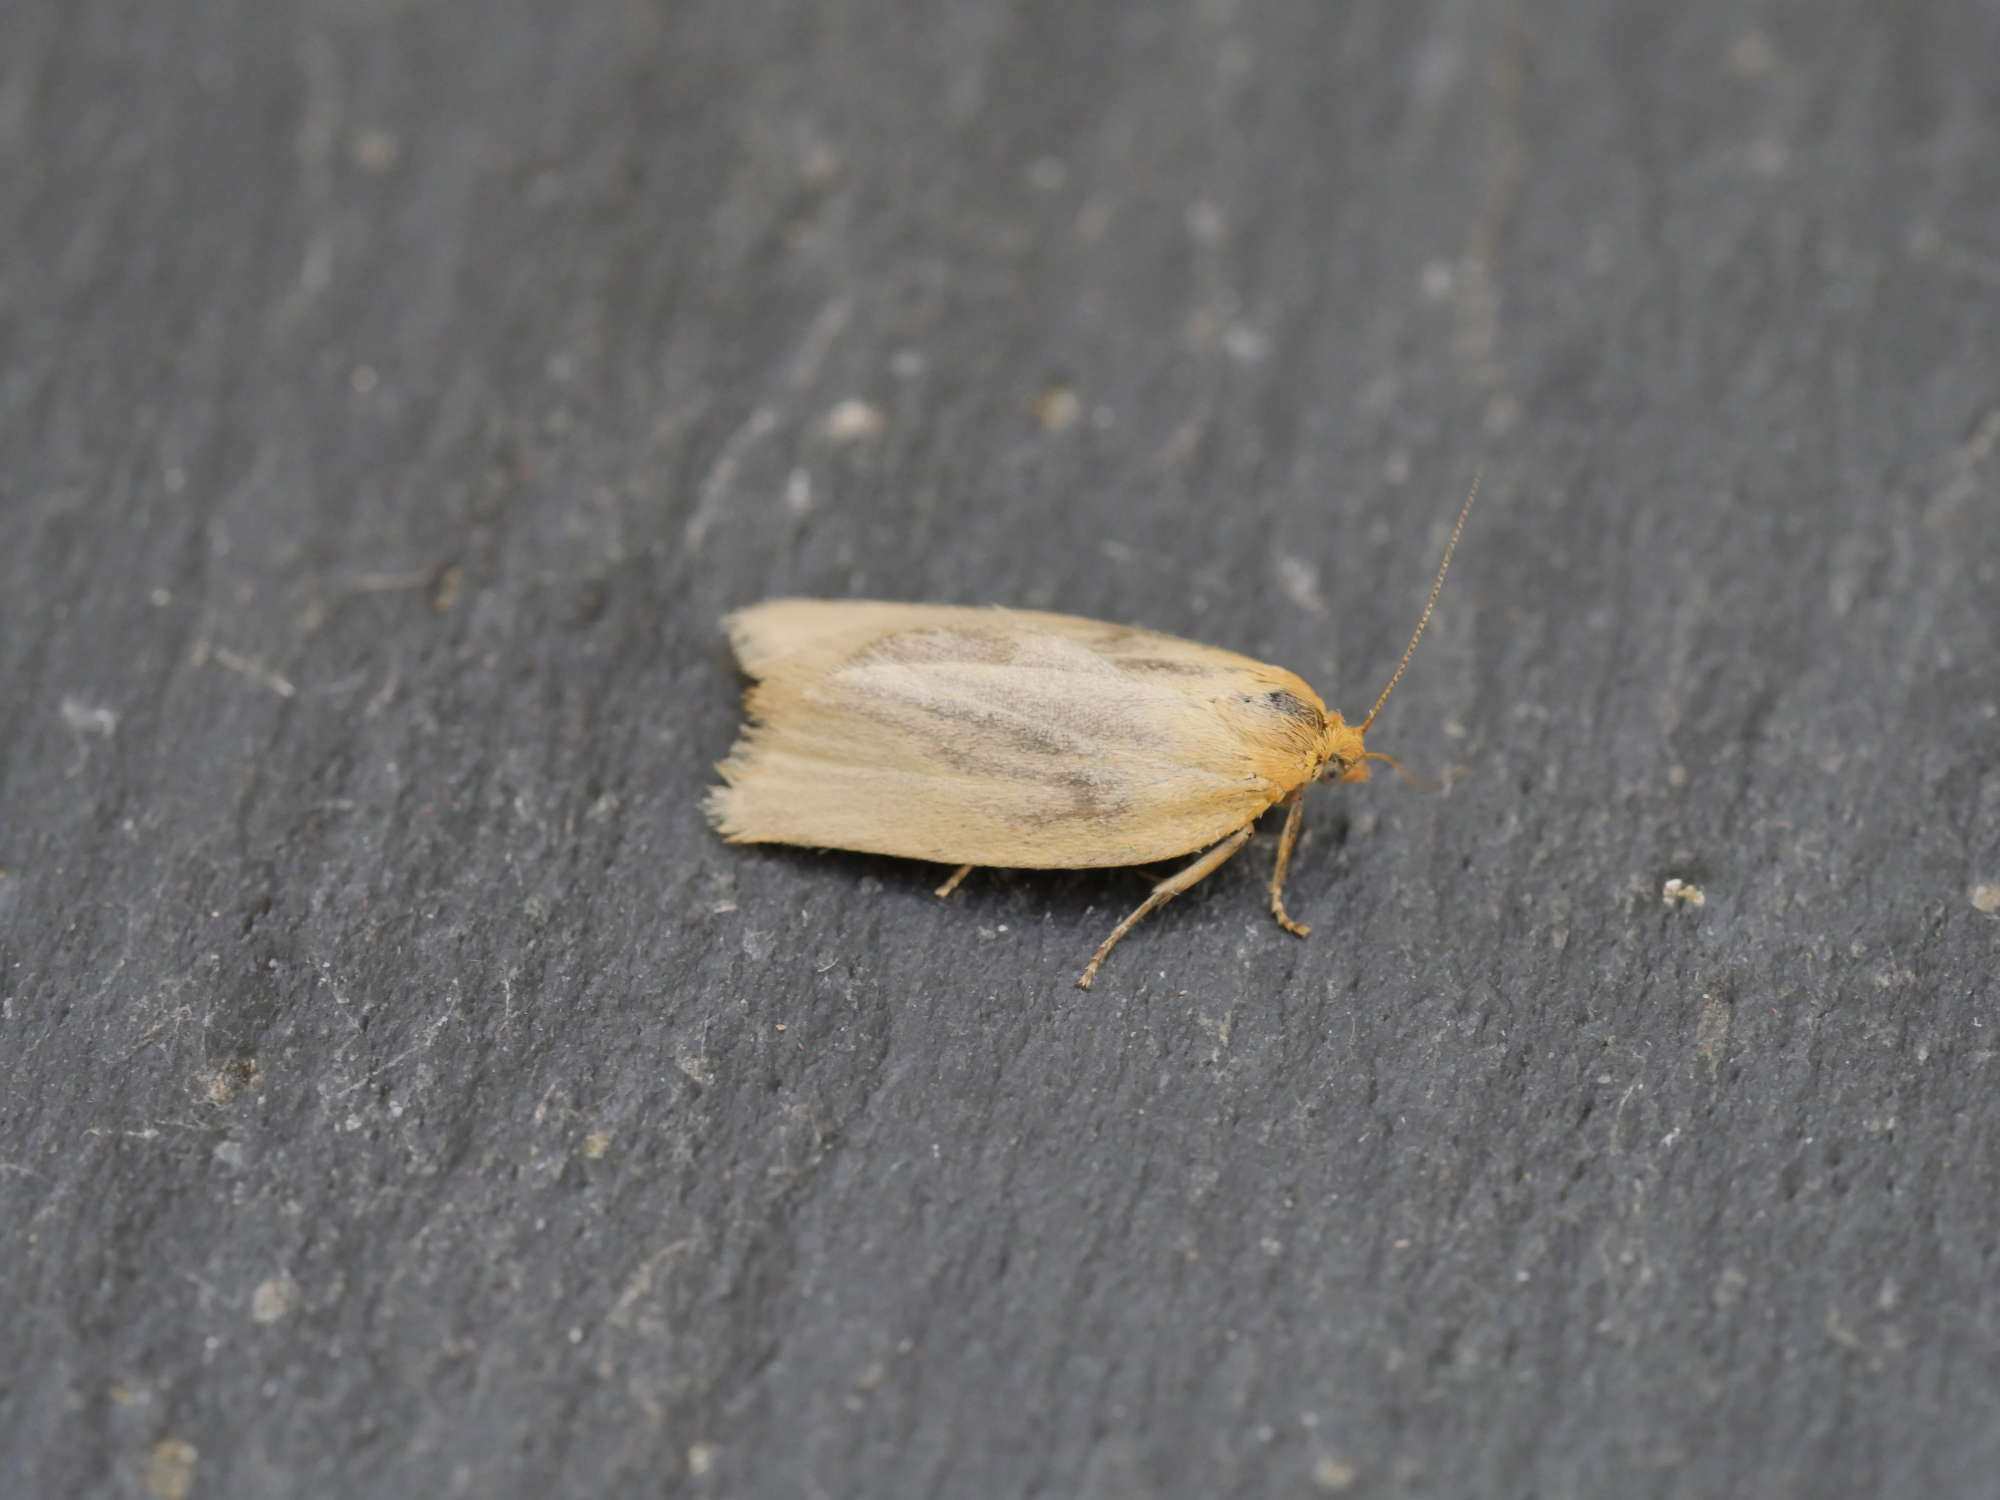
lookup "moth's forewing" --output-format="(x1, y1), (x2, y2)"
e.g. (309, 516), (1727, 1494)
(708, 603), (1328, 868)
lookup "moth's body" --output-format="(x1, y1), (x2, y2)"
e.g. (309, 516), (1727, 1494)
(707, 482), (1476, 987)
(707, 601), (1371, 986)
(708, 600), (1366, 870)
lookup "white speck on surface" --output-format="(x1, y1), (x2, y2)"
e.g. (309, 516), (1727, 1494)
(1970, 883), (2000, 915)
(251, 1278), (296, 1324)
(352, 128), (402, 172)
(60, 697), (119, 736)
(687, 1442), (719, 1477)
(1726, 30), (1779, 78)
(1186, 200), (1226, 244)
(1313, 1455), (1358, 1491)
(823, 399), (885, 442)
(1276, 556), (1326, 615)
(783, 467), (813, 515)
(1662, 877), (1706, 908)
(1026, 156), (1067, 191)
(1222, 324), (1270, 362)
(1033, 384), (1080, 432)
(741, 928), (776, 961)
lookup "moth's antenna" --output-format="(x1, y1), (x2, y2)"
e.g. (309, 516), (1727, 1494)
(1360, 473), (1480, 732)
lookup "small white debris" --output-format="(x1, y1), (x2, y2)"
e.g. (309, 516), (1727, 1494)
(1662, 878), (1706, 908)
(60, 697), (119, 736)
(251, 1278), (296, 1324)
(823, 399), (885, 442)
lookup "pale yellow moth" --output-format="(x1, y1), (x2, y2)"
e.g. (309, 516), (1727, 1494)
(708, 482), (1478, 988)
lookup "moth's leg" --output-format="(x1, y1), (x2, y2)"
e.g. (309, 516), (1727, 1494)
(1077, 825), (1254, 990)
(1267, 790), (1311, 938)
(934, 864), (974, 899)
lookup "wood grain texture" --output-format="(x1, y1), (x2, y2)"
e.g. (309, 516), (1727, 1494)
(4, 1), (1998, 1497)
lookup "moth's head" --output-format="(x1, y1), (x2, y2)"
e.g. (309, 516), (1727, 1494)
(1321, 715), (1430, 790)
(1319, 715), (1371, 783)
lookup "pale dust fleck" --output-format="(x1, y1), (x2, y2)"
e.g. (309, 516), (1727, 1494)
(1726, 31), (1778, 79)
(741, 928), (776, 961)
(1313, 1455), (1358, 1491)
(1100, 539), (1135, 565)
(349, 364), (379, 394)
(1661, 877), (1705, 908)
(1382, 449), (1413, 485)
(1222, 324), (1270, 363)
(1185, 200), (1226, 244)
(889, 349), (927, 379)
(676, 1052), (715, 1089)
(1970, 883), (2000, 915)
(687, 1442), (720, 1477)
(1442, 718), (1467, 739)
(145, 1439), (198, 1500)
(1744, 139), (1791, 177)
(352, 128), (401, 172)
(1026, 156), (1067, 191)
(1713, 1266), (1749, 1307)
(823, 399), (885, 442)
(784, 467), (813, 514)
(206, 1059), (261, 1105)
(251, 1278), (296, 1324)
(61, 697), (119, 737)
(1271, 555), (1324, 615)
(1033, 383), (1080, 432)
(800, 141), (843, 185)
(1420, 259), (1456, 299)
(583, 1129), (615, 1159)
(1668, 763), (1689, 787)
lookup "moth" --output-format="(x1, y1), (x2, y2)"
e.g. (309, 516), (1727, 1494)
(708, 483), (1477, 987)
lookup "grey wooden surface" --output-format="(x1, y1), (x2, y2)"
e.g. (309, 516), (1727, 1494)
(5, 2), (1998, 1496)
